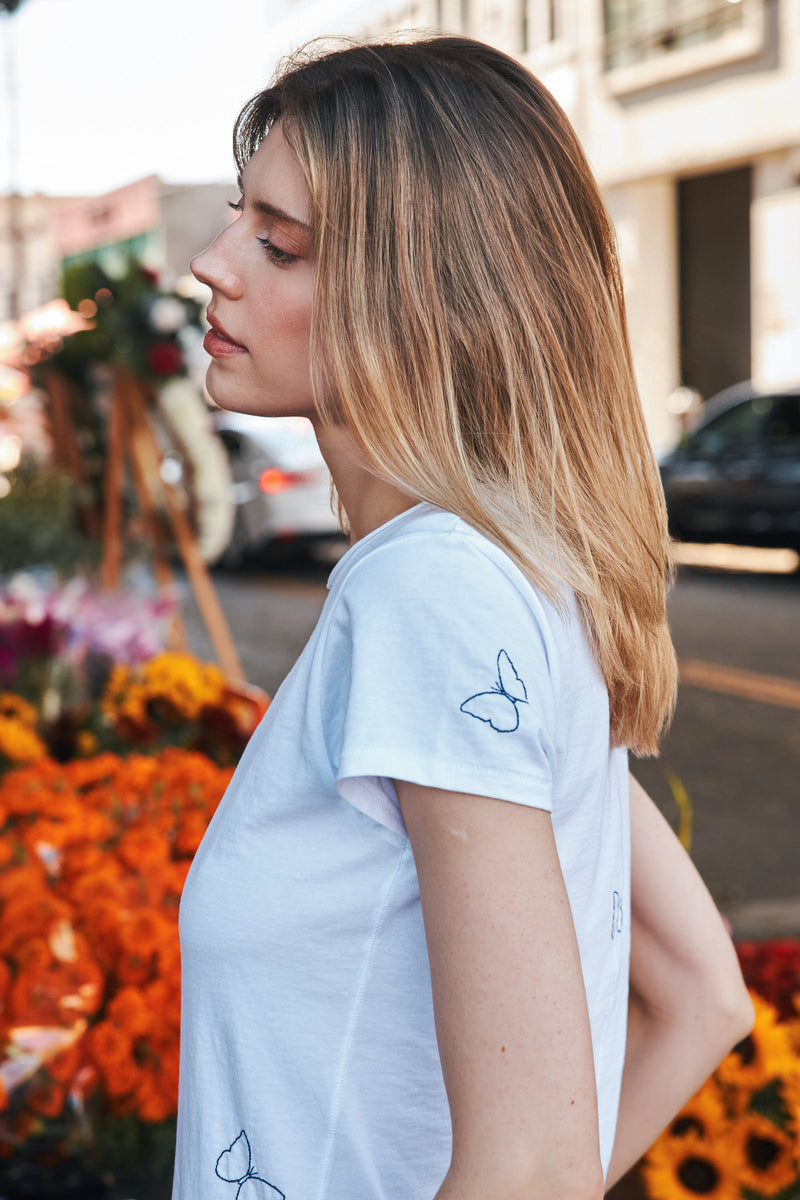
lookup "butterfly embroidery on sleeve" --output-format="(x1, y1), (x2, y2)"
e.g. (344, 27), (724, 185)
(459, 649), (529, 733)
(215, 1129), (285, 1199)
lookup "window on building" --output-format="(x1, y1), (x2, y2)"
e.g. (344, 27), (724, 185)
(548, 0), (564, 41)
(522, 0), (566, 52)
(603, 0), (745, 71)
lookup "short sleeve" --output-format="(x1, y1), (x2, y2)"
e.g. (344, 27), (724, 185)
(320, 532), (558, 836)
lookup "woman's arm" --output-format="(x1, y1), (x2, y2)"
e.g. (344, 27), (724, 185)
(394, 780), (606, 1200)
(605, 774), (754, 1188)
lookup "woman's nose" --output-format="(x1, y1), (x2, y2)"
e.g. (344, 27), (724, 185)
(190, 234), (243, 299)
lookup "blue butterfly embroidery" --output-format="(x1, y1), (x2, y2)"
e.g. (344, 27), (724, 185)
(215, 1130), (285, 1199)
(460, 649), (529, 733)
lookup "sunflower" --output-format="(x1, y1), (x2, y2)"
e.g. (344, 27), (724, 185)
(669, 1077), (729, 1142)
(642, 1129), (740, 1200)
(782, 1060), (800, 1130)
(0, 692), (38, 727)
(731, 1111), (799, 1197)
(716, 992), (795, 1095)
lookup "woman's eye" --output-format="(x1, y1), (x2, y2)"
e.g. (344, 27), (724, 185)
(257, 236), (298, 267)
(227, 198), (243, 214)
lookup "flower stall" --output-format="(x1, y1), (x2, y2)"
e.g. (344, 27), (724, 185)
(0, 640), (268, 1198)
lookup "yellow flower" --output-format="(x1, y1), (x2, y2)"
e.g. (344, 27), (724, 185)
(75, 730), (99, 757)
(716, 992), (795, 1095)
(733, 1111), (799, 1197)
(0, 692), (39, 727)
(781, 1055), (800, 1133)
(99, 652), (226, 728)
(0, 715), (47, 765)
(642, 1129), (740, 1200)
(669, 1077), (729, 1143)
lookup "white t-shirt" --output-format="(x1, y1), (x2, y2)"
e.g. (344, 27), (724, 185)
(173, 503), (630, 1200)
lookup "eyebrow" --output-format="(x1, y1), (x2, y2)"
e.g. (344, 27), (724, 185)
(237, 175), (311, 233)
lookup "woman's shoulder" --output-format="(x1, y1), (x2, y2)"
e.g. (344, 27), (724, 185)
(328, 502), (556, 611)
(322, 503), (591, 697)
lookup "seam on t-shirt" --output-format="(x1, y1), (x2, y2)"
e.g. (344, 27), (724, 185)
(315, 840), (410, 1200)
(341, 746), (551, 784)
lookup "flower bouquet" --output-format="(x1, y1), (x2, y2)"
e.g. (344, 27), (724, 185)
(642, 945), (800, 1200)
(0, 748), (235, 1196)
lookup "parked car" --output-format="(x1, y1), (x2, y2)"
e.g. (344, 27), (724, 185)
(213, 412), (344, 567)
(658, 380), (800, 550)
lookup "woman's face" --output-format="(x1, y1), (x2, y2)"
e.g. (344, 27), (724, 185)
(190, 121), (315, 419)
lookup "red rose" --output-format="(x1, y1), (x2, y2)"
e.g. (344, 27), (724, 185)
(147, 341), (183, 378)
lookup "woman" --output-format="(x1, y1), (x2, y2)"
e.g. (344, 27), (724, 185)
(178, 37), (753, 1200)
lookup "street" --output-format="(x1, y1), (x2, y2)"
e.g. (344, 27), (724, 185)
(183, 551), (800, 929)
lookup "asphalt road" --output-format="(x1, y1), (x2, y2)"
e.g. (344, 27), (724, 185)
(182, 549), (800, 930)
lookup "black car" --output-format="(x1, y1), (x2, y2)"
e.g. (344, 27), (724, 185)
(659, 381), (800, 551)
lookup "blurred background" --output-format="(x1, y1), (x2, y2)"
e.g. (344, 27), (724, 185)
(0, 1), (799, 1198)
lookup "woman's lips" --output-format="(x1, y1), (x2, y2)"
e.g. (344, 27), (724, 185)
(204, 314), (247, 358)
(203, 327), (248, 357)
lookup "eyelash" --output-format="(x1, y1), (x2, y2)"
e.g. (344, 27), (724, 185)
(227, 199), (298, 267)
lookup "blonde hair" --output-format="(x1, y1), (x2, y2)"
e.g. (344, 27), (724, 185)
(235, 36), (677, 755)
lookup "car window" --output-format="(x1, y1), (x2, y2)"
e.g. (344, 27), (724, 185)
(763, 396), (800, 449)
(690, 399), (762, 456)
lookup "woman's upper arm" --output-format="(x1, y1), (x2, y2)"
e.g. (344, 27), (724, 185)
(628, 772), (752, 1029)
(394, 780), (605, 1200)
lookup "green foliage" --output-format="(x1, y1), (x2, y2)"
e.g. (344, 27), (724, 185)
(92, 1113), (176, 1200)
(44, 259), (203, 387)
(0, 459), (99, 576)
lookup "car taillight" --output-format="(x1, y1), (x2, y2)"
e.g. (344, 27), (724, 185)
(258, 467), (305, 494)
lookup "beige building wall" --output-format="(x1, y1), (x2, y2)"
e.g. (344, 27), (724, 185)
(0, 194), (67, 322)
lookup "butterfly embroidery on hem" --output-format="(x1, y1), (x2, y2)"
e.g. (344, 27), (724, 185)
(215, 1129), (285, 1199)
(460, 649), (528, 733)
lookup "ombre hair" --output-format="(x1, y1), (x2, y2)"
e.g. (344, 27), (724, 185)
(234, 36), (677, 755)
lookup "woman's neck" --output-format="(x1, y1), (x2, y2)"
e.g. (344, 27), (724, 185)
(312, 421), (418, 544)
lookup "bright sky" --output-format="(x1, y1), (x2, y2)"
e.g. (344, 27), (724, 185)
(1, 0), (381, 197)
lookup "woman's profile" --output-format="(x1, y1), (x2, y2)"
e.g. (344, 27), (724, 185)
(176, 36), (753, 1200)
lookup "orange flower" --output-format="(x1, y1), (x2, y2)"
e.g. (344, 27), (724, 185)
(716, 992), (795, 1095)
(0, 861), (48, 903)
(136, 1074), (174, 1123)
(88, 1020), (131, 1072)
(46, 1040), (84, 1085)
(733, 1111), (799, 1196)
(0, 892), (73, 956)
(116, 827), (169, 872)
(0, 715), (47, 766)
(27, 1078), (67, 1120)
(8, 954), (104, 1025)
(0, 837), (17, 869)
(75, 730), (99, 757)
(0, 743), (234, 1127)
(174, 808), (211, 857)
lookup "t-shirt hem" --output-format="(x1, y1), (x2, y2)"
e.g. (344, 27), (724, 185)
(338, 749), (553, 813)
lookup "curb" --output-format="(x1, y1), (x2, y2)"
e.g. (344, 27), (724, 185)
(725, 896), (800, 941)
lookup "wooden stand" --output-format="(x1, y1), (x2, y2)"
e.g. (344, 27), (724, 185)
(44, 368), (244, 685)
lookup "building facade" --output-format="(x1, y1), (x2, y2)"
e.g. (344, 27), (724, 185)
(361, 0), (800, 452)
(0, 179), (231, 325)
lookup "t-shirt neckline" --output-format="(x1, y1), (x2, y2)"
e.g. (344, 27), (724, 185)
(326, 502), (434, 590)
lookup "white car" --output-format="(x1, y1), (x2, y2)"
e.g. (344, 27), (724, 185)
(213, 413), (344, 567)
